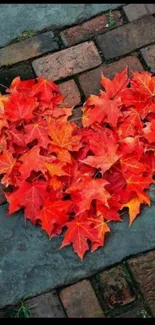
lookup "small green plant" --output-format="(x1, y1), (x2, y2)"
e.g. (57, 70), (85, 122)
(107, 10), (115, 27)
(7, 296), (33, 318)
(136, 309), (151, 318)
(16, 30), (36, 41)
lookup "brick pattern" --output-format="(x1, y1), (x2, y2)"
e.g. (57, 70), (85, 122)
(60, 11), (123, 47)
(0, 32), (59, 67)
(79, 56), (143, 98)
(141, 45), (155, 73)
(123, 4), (155, 22)
(58, 80), (81, 107)
(70, 107), (82, 127)
(32, 41), (102, 81)
(128, 251), (155, 317)
(25, 291), (66, 318)
(59, 280), (104, 318)
(96, 16), (155, 59)
(94, 265), (135, 310)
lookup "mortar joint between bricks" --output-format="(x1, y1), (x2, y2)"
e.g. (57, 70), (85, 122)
(124, 261), (154, 317)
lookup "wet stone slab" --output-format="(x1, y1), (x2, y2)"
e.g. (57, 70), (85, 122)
(0, 194), (155, 309)
(0, 4), (124, 47)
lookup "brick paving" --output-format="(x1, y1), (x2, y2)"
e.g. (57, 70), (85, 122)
(1, 3), (155, 318)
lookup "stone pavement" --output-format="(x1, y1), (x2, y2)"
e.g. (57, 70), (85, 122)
(1, 3), (155, 318)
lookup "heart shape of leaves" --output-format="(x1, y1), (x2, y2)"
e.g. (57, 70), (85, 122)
(0, 68), (155, 259)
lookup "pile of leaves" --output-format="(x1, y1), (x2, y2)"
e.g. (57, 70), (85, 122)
(0, 68), (155, 260)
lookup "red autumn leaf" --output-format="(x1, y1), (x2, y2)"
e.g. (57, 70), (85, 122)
(0, 150), (16, 175)
(125, 172), (153, 193)
(45, 161), (70, 177)
(88, 214), (110, 252)
(82, 92), (122, 128)
(38, 200), (71, 237)
(7, 77), (36, 95)
(101, 67), (129, 99)
(120, 192), (150, 225)
(61, 213), (99, 260)
(67, 176), (110, 214)
(5, 92), (38, 122)
(118, 108), (142, 138)
(24, 118), (50, 149)
(96, 201), (122, 222)
(120, 154), (146, 174)
(22, 181), (48, 224)
(30, 77), (63, 105)
(19, 146), (47, 180)
(48, 119), (82, 152)
(143, 120), (155, 143)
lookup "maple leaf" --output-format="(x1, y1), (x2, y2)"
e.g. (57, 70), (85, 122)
(38, 200), (71, 237)
(0, 150), (16, 175)
(7, 77), (36, 95)
(120, 154), (146, 174)
(48, 144), (72, 164)
(131, 71), (155, 98)
(61, 214), (99, 259)
(6, 181), (48, 223)
(6, 125), (26, 147)
(0, 94), (10, 113)
(0, 135), (7, 153)
(96, 201), (122, 222)
(118, 108), (142, 138)
(66, 176), (110, 214)
(24, 118), (50, 149)
(45, 161), (70, 177)
(87, 214), (110, 252)
(24, 181), (48, 223)
(80, 127), (121, 173)
(101, 67), (129, 99)
(30, 77), (63, 105)
(19, 146), (46, 180)
(121, 192), (150, 225)
(143, 120), (155, 143)
(48, 119), (82, 151)
(141, 152), (155, 174)
(5, 92), (38, 122)
(82, 92), (122, 128)
(125, 172), (153, 193)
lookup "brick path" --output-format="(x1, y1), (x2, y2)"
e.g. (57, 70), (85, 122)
(1, 3), (155, 318)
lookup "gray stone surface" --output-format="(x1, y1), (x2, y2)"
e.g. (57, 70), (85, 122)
(0, 4), (124, 48)
(0, 195), (155, 309)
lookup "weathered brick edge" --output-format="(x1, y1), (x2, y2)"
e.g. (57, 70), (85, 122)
(0, 250), (154, 318)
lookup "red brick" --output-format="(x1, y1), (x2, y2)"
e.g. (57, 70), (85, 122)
(60, 11), (123, 47)
(0, 32), (59, 67)
(96, 16), (155, 59)
(25, 290), (66, 318)
(69, 107), (83, 127)
(59, 279), (104, 318)
(96, 265), (136, 310)
(32, 41), (102, 81)
(128, 251), (155, 317)
(58, 80), (81, 107)
(141, 45), (155, 73)
(123, 4), (155, 22)
(0, 184), (6, 204)
(79, 56), (143, 98)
